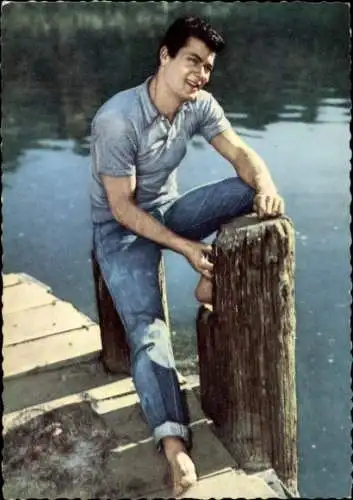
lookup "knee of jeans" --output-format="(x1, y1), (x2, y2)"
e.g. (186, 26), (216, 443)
(227, 176), (255, 197)
(130, 317), (172, 358)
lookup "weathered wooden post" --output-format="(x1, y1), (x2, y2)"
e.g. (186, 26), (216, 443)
(196, 213), (297, 495)
(92, 252), (170, 375)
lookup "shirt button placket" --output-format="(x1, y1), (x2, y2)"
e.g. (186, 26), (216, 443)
(163, 118), (172, 148)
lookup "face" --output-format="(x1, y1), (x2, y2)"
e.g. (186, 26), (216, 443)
(160, 37), (216, 101)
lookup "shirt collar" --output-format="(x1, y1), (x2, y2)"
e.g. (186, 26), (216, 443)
(139, 76), (159, 126)
(139, 76), (193, 125)
(183, 100), (193, 112)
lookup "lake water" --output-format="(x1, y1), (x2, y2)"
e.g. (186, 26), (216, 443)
(3, 7), (351, 497)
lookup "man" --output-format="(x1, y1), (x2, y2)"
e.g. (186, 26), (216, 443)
(90, 16), (284, 496)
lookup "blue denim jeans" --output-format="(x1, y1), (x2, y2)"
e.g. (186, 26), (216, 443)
(93, 177), (255, 450)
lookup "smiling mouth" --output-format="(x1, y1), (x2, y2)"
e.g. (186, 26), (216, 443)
(186, 81), (201, 91)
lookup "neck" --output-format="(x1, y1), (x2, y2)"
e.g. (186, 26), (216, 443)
(149, 73), (182, 123)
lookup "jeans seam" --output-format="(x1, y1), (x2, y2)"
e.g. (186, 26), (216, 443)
(180, 214), (227, 234)
(166, 183), (255, 238)
(94, 225), (132, 336)
(94, 225), (186, 445)
(171, 373), (182, 422)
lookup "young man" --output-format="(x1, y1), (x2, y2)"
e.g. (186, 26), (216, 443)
(90, 16), (284, 496)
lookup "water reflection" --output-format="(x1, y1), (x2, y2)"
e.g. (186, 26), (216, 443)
(2, 3), (350, 170)
(2, 5), (351, 498)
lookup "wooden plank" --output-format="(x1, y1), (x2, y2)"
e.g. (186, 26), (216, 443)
(3, 375), (136, 432)
(18, 272), (52, 290)
(1, 273), (281, 500)
(95, 392), (141, 417)
(189, 421), (239, 478)
(3, 281), (56, 314)
(95, 386), (204, 426)
(2, 273), (22, 287)
(3, 325), (101, 378)
(252, 468), (294, 498)
(3, 393), (83, 432)
(3, 371), (135, 416)
(88, 377), (143, 401)
(3, 376), (188, 434)
(152, 468), (279, 499)
(3, 301), (94, 346)
(4, 358), (185, 416)
(105, 422), (240, 497)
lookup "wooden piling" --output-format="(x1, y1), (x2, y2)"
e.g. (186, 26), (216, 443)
(196, 214), (297, 495)
(91, 252), (170, 375)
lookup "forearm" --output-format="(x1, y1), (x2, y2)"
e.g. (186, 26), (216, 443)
(235, 146), (278, 194)
(112, 200), (191, 255)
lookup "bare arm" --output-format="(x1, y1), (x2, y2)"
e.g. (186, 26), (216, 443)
(101, 175), (214, 278)
(211, 128), (284, 216)
(102, 175), (190, 253)
(211, 128), (277, 193)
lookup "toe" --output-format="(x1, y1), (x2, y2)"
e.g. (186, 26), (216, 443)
(173, 483), (183, 498)
(181, 473), (196, 488)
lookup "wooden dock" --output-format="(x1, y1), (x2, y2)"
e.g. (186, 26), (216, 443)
(2, 272), (287, 498)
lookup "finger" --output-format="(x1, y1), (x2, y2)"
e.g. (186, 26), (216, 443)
(200, 247), (214, 266)
(274, 198), (283, 215)
(252, 197), (257, 212)
(270, 198), (279, 214)
(201, 245), (213, 256)
(256, 197), (266, 218)
(269, 197), (282, 216)
(201, 256), (214, 271)
(266, 195), (284, 217)
(278, 198), (285, 214)
(253, 194), (261, 212)
(257, 206), (265, 218)
(263, 195), (276, 216)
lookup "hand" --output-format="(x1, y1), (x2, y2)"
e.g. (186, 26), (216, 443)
(182, 241), (214, 279)
(253, 192), (285, 218)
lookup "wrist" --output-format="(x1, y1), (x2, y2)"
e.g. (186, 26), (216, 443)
(255, 182), (278, 195)
(253, 173), (277, 196)
(174, 238), (193, 257)
(256, 188), (278, 196)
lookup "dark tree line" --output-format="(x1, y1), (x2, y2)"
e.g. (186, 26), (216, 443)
(2, 2), (350, 168)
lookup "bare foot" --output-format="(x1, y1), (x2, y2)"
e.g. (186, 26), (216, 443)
(163, 437), (197, 497)
(195, 275), (213, 309)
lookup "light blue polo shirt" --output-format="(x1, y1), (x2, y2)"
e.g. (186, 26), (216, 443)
(90, 76), (231, 223)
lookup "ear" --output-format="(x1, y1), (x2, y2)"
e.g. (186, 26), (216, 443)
(159, 45), (170, 66)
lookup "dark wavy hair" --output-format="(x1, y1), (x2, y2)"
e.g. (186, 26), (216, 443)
(157, 16), (225, 64)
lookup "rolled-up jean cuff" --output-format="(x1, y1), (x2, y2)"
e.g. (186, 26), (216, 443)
(153, 421), (190, 452)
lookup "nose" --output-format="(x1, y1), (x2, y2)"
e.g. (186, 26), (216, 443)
(196, 65), (208, 84)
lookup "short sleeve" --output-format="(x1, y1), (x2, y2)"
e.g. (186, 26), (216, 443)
(198, 92), (232, 142)
(91, 113), (136, 177)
